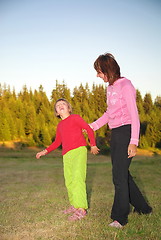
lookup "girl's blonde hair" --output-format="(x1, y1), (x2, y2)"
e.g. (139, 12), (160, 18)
(54, 98), (72, 118)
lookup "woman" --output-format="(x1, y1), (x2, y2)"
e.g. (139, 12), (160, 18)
(90, 53), (152, 228)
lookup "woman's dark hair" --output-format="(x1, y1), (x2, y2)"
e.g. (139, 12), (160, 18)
(94, 53), (121, 85)
(54, 98), (72, 118)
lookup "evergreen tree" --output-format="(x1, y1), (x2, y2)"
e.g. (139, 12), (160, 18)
(19, 85), (30, 102)
(24, 104), (36, 136)
(145, 109), (161, 148)
(51, 80), (71, 103)
(72, 86), (82, 115)
(154, 96), (161, 109)
(143, 93), (153, 114)
(39, 125), (52, 146)
(136, 89), (145, 121)
(16, 119), (25, 139)
(0, 110), (11, 141)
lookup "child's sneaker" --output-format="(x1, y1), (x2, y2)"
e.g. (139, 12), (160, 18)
(63, 206), (76, 214)
(68, 208), (87, 221)
(109, 220), (123, 228)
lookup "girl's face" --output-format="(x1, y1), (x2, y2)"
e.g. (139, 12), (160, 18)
(55, 101), (70, 119)
(96, 71), (108, 83)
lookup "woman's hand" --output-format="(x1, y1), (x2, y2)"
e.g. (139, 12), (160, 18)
(89, 124), (94, 130)
(82, 124), (94, 134)
(36, 149), (48, 159)
(128, 144), (137, 158)
(91, 146), (100, 155)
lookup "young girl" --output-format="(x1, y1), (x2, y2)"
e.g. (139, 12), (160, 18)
(36, 98), (99, 221)
(90, 53), (152, 228)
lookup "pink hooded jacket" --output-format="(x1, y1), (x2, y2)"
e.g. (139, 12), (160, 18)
(90, 78), (140, 146)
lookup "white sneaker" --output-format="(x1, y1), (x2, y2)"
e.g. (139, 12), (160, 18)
(109, 220), (123, 228)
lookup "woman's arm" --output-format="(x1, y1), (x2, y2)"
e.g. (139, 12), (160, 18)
(90, 110), (109, 131)
(122, 84), (140, 146)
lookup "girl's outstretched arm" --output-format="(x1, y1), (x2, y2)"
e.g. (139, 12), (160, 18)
(36, 149), (48, 159)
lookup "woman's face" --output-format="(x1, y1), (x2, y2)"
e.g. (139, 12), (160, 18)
(96, 71), (108, 83)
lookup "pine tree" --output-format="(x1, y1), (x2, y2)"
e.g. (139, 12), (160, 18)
(24, 104), (36, 136)
(136, 89), (145, 121)
(0, 110), (11, 141)
(154, 96), (161, 109)
(51, 81), (71, 103)
(143, 93), (153, 114)
(39, 125), (52, 146)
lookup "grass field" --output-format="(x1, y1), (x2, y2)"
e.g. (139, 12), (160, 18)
(0, 148), (161, 240)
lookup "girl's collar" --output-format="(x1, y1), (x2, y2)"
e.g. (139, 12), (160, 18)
(61, 114), (71, 120)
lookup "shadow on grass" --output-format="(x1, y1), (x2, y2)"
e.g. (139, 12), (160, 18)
(130, 169), (152, 208)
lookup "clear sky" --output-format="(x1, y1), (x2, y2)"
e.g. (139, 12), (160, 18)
(0, 0), (161, 101)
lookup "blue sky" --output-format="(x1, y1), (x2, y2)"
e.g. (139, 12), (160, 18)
(0, 0), (161, 101)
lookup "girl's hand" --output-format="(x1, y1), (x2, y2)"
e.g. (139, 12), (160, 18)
(128, 144), (137, 158)
(36, 149), (48, 159)
(91, 146), (100, 155)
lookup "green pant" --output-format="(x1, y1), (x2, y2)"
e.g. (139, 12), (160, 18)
(63, 146), (88, 209)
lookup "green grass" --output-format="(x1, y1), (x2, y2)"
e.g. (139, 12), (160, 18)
(0, 148), (161, 240)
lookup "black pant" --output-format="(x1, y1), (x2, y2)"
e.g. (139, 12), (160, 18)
(110, 125), (152, 225)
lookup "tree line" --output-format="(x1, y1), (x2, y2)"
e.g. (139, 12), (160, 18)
(0, 81), (161, 150)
